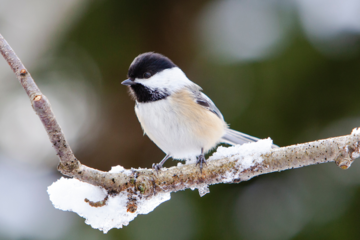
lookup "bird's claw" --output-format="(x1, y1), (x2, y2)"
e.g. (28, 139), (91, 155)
(152, 163), (162, 173)
(196, 155), (207, 173)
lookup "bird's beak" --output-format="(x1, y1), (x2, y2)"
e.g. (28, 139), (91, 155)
(121, 79), (136, 86)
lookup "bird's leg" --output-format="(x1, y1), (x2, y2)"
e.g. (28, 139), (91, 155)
(152, 154), (171, 172)
(196, 148), (207, 173)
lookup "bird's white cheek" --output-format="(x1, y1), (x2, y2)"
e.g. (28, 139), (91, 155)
(135, 67), (193, 92)
(135, 76), (169, 90)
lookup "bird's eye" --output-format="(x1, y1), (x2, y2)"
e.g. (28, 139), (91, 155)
(143, 72), (152, 78)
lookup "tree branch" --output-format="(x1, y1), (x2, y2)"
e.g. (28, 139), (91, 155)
(1, 32), (359, 200)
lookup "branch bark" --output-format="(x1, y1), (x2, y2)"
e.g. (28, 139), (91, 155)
(1, 33), (359, 201)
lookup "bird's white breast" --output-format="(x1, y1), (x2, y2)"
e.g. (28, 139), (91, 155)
(135, 88), (227, 159)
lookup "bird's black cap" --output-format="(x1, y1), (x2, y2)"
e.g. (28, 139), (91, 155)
(127, 52), (176, 80)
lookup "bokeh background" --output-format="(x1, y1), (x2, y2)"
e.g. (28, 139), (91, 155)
(1, 0), (360, 239)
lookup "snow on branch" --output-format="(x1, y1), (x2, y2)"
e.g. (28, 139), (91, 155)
(1, 33), (359, 233)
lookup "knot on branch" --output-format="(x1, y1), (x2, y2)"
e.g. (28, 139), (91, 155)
(126, 195), (138, 213)
(335, 157), (353, 169)
(31, 94), (49, 115)
(335, 143), (359, 169)
(57, 159), (81, 175)
(19, 69), (27, 76)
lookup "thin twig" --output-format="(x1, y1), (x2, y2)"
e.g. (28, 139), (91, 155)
(0, 34), (79, 173)
(0, 33), (359, 200)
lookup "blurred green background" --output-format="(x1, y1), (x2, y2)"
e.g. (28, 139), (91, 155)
(1, 0), (360, 239)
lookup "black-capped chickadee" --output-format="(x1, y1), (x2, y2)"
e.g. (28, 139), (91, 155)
(122, 52), (276, 172)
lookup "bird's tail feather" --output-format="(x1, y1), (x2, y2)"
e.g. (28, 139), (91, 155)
(221, 129), (279, 148)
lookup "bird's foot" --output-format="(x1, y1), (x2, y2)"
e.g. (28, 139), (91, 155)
(152, 163), (163, 173)
(196, 154), (207, 173)
(152, 154), (171, 173)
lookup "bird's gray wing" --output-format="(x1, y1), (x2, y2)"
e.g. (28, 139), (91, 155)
(187, 85), (224, 120)
(196, 92), (224, 120)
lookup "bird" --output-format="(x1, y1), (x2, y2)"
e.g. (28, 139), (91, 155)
(122, 52), (276, 172)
